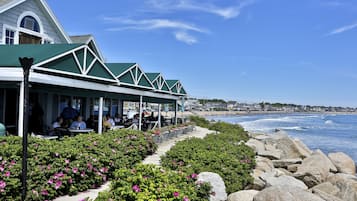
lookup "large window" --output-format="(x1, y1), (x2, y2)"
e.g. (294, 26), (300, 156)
(5, 29), (15, 44)
(20, 16), (40, 32)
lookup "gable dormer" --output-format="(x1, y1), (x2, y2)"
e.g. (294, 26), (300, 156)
(0, 0), (70, 44)
(70, 35), (104, 61)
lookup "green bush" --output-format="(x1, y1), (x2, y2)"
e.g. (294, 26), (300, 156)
(96, 164), (211, 201)
(189, 116), (210, 128)
(0, 129), (156, 201)
(161, 119), (255, 194)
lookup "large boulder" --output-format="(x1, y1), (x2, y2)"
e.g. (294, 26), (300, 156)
(294, 150), (337, 187)
(264, 132), (307, 159)
(293, 139), (312, 158)
(246, 139), (265, 154)
(272, 158), (302, 168)
(255, 156), (274, 173)
(311, 182), (343, 201)
(260, 172), (308, 190)
(228, 190), (259, 201)
(249, 170), (266, 190)
(328, 152), (356, 175)
(253, 186), (325, 201)
(197, 172), (227, 201)
(327, 173), (357, 201)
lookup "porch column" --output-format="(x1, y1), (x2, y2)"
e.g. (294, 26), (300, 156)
(158, 104), (161, 128)
(139, 96), (143, 130)
(98, 97), (103, 134)
(18, 81), (24, 137)
(174, 100), (178, 125)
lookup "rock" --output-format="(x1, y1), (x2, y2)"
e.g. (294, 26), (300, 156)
(255, 156), (274, 173)
(265, 132), (307, 159)
(249, 170), (266, 190)
(287, 164), (300, 173)
(264, 144), (276, 151)
(260, 172), (308, 190)
(272, 158), (302, 168)
(276, 168), (294, 176)
(257, 150), (282, 160)
(253, 134), (271, 141)
(197, 172), (227, 201)
(315, 150), (338, 173)
(228, 190), (259, 201)
(312, 189), (343, 201)
(311, 182), (341, 201)
(327, 173), (357, 201)
(293, 139), (312, 158)
(328, 152), (356, 175)
(294, 150), (337, 187)
(246, 139), (265, 154)
(312, 182), (340, 196)
(253, 186), (325, 201)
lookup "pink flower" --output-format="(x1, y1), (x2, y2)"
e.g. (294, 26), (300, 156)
(55, 180), (62, 190)
(183, 197), (190, 201)
(0, 181), (6, 189)
(72, 168), (78, 174)
(81, 171), (86, 177)
(173, 192), (179, 197)
(132, 185), (140, 192)
(68, 178), (73, 184)
(47, 179), (53, 184)
(55, 153), (59, 157)
(47, 165), (51, 170)
(191, 173), (198, 179)
(10, 160), (16, 165)
(100, 167), (108, 173)
(41, 189), (49, 196)
(0, 166), (4, 172)
(65, 159), (70, 164)
(4, 171), (10, 177)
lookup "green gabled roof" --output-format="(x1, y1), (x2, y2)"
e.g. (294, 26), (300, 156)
(0, 44), (83, 67)
(106, 63), (136, 77)
(166, 80), (179, 88)
(180, 87), (187, 95)
(146, 73), (160, 81)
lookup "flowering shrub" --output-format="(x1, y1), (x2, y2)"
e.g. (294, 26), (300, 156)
(161, 118), (255, 194)
(0, 129), (156, 201)
(96, 164), (211, 201)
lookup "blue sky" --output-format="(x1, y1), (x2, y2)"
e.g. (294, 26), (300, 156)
(47, 0), (357, 107)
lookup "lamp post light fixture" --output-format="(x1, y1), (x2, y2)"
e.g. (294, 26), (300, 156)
(19, 57), (33, 201)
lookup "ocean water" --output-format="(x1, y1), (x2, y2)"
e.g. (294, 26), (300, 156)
(207, 113), (357, 163)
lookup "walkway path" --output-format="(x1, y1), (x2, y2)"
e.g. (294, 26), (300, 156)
(54, 126), (212, 201)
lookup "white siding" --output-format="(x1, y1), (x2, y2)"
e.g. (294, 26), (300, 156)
(0, 0), (67, 44)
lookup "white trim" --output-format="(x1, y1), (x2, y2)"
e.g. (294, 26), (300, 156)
(38, 0), (71, 43)
(32, 66), (118, 83)
(2, 24), (18, 44)
(139, 95), (142, 130)
(86, 36), (105, 61)
(98, 97), (103, 134)
(72, 52), (83, 73)
(118, 82), (157, 91)
(33, 45), (85, 67)
(0, 0), (26, 14)
(83, 47), (87, 72)
(17, 11), (43, 34)
(28, 72), (180, 100)
(0, 68), (23, 81)
(85, 58), (97, 75)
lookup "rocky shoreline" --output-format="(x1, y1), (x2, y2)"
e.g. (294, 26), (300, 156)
(227, 131), (357, 201)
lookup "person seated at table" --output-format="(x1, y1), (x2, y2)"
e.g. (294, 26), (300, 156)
(148, 112), (157, 121)
(61, 101), (79, 124)
(52, 117), (63, 129)
(70, 116), (86, 129)
(102, 116), (112, 131)
(86, 115), (96, 129)
(106, 114), (115, 127)
(114, 113), (122, 125)
(132, 114), (140, 126)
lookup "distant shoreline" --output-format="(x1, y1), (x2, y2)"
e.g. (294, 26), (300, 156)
(176, 110), (357, 118)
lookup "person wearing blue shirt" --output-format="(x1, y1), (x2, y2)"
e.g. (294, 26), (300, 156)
(70, 116), (86, 129)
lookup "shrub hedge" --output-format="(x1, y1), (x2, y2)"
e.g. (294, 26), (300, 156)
(0, 129), (156, 201)
(96, 164), (211, 201)
(161, 116), (255, 194)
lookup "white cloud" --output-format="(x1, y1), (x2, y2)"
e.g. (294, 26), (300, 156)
(327, 22), (357, 36)
(147, 0), (255, 19)
(104, 17), (207, 33)
(174, 31), (197, 44)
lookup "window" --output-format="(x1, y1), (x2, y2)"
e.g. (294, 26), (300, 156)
(20, 16), (40, 32)
(5, 29), (15, 44)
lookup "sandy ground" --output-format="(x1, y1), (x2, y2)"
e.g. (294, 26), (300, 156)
(54, 126), (212, 201)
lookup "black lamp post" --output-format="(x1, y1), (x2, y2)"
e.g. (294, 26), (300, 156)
(19, 57), (33, 201)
